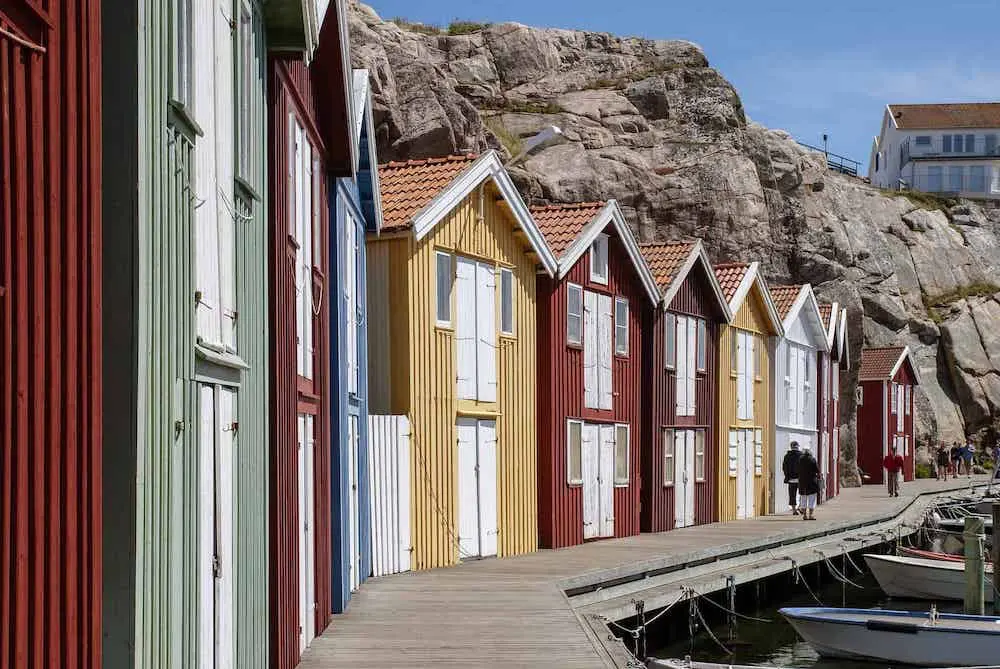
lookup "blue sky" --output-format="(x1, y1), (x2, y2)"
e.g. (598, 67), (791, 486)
(364, 0), (1000, 175)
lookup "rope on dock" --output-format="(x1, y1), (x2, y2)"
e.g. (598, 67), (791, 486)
(691, 597), (732, 655)
(815, 551), (865, 589)
(683, 586), (772, 623)
(604, 591), (687, 638)
(784, 558), (825, 606)
(841, 547), (866, 576)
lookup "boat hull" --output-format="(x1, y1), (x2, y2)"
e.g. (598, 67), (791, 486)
(865, 553), (994, 602)
(780, 607), (1000, 667)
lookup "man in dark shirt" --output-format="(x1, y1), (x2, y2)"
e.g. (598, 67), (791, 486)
(782, 441), (802, 515)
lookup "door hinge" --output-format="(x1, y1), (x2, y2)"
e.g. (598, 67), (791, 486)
(213, 553), (221, 579)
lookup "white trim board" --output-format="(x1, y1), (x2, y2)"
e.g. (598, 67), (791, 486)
(410, 151), (557, 276)
(728, 262), (784, 336)
(781, 284), (830, 352)
(658, 240), (733, 323)
(556, 200), (660, 305)
(351, 68), (384, 234)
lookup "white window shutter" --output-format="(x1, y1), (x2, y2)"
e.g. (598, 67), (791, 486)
(745, 334), (756, 420)
(598, 294), (613, 410)
(665, 313), (676, 369)
(345, 212), (359, 394)
(675, 317), (687, 415)
(735, 333), (746, 419)
(583, 291), (598, 408)
(219, 199), (237, 353)
(475, 262), (497, 403)
(455, 258), (477, 400)
(686, 316), (697, 416)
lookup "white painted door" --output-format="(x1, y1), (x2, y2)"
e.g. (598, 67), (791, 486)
(597, 295), (613, 410)
(297, 414), (316, 651)
(735, 429), (755, 519)
(583, 291), (598, 409)
(820, 432), (829, 501)
(674, 430), (696, 528)
(456, 419), (498, 558)
(598, 424), (616, 537)
(214, 388), (236, 669)
(348, 415), (361, 592)
(455, 257), (477, 400)
(581, 424), (599, 539)
(676, 317), (689, 416)
(475, 263), (497, 403)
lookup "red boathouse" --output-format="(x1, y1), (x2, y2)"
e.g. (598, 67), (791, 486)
(639, 241), (732, 532)
(856, 346), (918, 484)
(534, 201), (660, 548)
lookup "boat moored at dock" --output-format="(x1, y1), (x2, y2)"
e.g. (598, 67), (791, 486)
(865, 553), (995, 602)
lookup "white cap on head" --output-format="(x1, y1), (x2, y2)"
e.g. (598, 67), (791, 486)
(802, 445), (812, 453)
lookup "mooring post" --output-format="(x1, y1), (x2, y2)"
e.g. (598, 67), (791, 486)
(727, 576), (737, 641)
(636, 599), (646, 660)
(964, 515), (985, 615)
(993, 502), (1000, 615)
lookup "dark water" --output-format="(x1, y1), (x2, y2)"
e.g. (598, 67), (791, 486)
(650, 571), (964, 669)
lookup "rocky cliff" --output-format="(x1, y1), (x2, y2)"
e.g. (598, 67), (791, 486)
(349, 1), (1000, 481)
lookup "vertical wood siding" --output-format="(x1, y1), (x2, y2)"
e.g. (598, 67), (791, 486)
(372, 185), (538, 570)
(857, 380), (885, 484)
(641, 265), (721, 533)
(536, 230), (645, 549)
(716, 285), (775, 522)
(1, 2), (102, 666)
(268, 56), (333, 669)
(894, 365), (916, 481)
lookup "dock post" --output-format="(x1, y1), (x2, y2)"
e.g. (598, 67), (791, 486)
(964, 516), (985, 615)
(993, 502), (1000, 615)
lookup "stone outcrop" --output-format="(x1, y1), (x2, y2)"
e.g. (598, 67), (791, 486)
(349, 2), (1000, 480)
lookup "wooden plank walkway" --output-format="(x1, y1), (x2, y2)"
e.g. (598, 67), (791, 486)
(299, 477), (993, 669)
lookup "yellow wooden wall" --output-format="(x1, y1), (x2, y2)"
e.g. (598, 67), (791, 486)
(716, 283), (777, 522)
(367, 183), (538, 570)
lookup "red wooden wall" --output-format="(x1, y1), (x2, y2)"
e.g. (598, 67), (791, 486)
(268, 56), (332, 669)
(537, 230), (647, 548)
(857, 380), (885, 484)
(1, 2), (102, 667)
(641, 263), (723, 533)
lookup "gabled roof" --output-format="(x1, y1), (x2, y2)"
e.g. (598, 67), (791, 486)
(858, 346), (918, 383)
(771, 284), (829, 352)
(836, 307), (850, 370)
(640, 240), (732, 321)
(532, 200), (660, 304)
(887, 102), (1000, 130)
(351, 69), (383, 233)
(818, 302), (838, 350)
(714, 262), (784, 336)
(378, 151), (557, 275)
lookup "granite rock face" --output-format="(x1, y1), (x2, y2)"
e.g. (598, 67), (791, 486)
(350, 2), (1000, 480)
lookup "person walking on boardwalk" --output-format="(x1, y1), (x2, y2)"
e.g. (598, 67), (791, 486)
(992, 439), (1000, 480)
(937, 443), (950, 481)
(883, 446), (904, 497)
(950, 442), (962, 477)
(782, 441), (802, 514)
(962, 439), (975, 477)
(797, 446), (821, 521)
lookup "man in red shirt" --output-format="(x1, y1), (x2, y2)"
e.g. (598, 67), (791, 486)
(883, 446), (904, 497)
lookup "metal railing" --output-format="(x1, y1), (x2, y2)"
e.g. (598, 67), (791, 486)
(901, 134), (1000, 168)
(901, 165), (1000, 198)
(797, 142), (861, 177)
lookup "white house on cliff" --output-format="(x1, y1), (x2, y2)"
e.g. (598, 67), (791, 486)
(868, 102), (1000, 199)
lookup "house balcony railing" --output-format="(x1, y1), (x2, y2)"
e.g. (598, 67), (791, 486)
(900, 134), (1000, 169)
(900, 166), (1000, 199)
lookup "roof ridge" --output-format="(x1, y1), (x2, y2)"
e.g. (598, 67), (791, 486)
(379, 153), (478, 169)
(530, 201), (605, 211)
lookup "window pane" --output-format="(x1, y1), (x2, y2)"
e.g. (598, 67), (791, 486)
(731, 332), (738, 373)
(970, 166), (986, 193)
(614, 425), (629, 484)
(954, 134), (964, 152)
(500, 268), (514, 334)
(436, 252), (452, 323)
(927, 166), (943, 192)
(695, 430), (705, 481)
(568, 422), (582, 483)
(662, 429), (674, 486)
(696, 319), (707, 371)
(948, 166), (964, 192)
(665, 313), (676, 369)
(591, 235), (609, 282)
(943, 135), (952, 152)
(915, 135), (930, 145)
(966, 134), (976, 153)
(567, 284), (582, 344)
(615, 298), (628, 355)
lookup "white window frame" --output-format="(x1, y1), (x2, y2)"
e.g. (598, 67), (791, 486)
(890, 382), (898, 414)
(753, 429), (763, 476)
(235, 0), (256, 186)
(499, 267), (514, 336)
(696, 318), (707, 372)
(662, 428), (675, 487)
(613, 423), (630, 486)
(694, 429), (706, 482)
(567, 419), (584, 485)
(290, 117), (315, 379)
(345, 206), (359, 395)
(727, 430), (738, 477)
(590, 233), (609, 285)
(566, 283), (583, 345)
(904, 384), (911, 416)
(171, 0), (193, 108)
(614, 297), (628, 356)
(664, 312), (676, 370)
(435, 251), (452, 327)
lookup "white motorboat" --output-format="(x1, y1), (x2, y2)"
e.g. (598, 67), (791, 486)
(780, 607), (1000, 666)
(864, 553), (994, 602)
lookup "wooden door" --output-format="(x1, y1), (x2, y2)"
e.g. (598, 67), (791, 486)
(477, 420), (498, 557)
(581, 423), (599, 539)
(348, 415), (360, 591)
(674, 430), (696, 528)
(456, 418), (479, 556)
(598, 424), (615, 537)
(297, 414), (316, 650)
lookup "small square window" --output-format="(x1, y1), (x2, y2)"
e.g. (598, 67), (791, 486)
(664, 313), (676, 370)
(614, 298), (628, 356)
(567, 420), (583, 485)
(590, 234), (609, 285)
(614, 424), (630, 486)
(436, 251), (452, 326)
(662, 429), (675, 487)
(914, 136), (931, 146)
(567, 283), (583, 345)
(696, 318), (707, 372)
(500, 268), (514, 335)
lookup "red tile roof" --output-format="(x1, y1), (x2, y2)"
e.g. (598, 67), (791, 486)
(818, 303), (833, 324)
(639, 241), (696, 293)
(713, 262), (750, 303)
(859, 346), (907, 381)
(888, 102), (1000, 130)
(378, 154), (479, 231)
(531, 202), (606, 258)
(769, 284), (802, 321)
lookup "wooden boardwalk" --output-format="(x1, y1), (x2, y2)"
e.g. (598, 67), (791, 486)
(300, 477), (992, 669)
